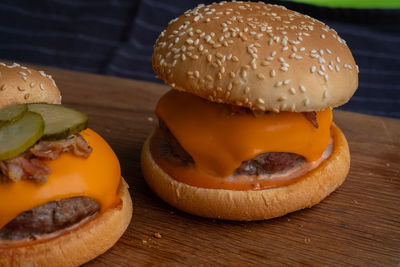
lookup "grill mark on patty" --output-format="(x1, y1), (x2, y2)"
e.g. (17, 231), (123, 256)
(0, 197), (100, 241)
(158, 119), (305, 175)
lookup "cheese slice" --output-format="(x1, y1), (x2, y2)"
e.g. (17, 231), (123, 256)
(156, 90), (332, 178)
(0, 129), (121, 229)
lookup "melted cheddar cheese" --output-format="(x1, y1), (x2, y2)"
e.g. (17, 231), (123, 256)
(0, 129), (121, 229)
(156, 90), (332, 179)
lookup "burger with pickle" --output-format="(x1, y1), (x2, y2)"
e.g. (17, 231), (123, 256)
(0, 62), (132, 265)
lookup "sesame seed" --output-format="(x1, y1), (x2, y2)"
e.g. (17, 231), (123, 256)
(195, 71), (200, 78)
(275, 81), (283, 87)
(270, 69), (276, 77)
(303, 98), (310, 106)
(17, 86), (25, 91)
(318, 70), (325, 76)
(311, 66), (316, 73)
(289, 87), (296, 94)
(321, 65), (326, 71)
(321, 34), (325, 39)
(326, 48), (332, 54)
(257, 98), (265, 104)
(336, 56), (341, 63)
(280, 67), (288, 72)
(284, 79), (291, 84)
(230, 72), (236, 78)
(299, 85), (306, 92)
(336, 65), (340, 72)
(257, 73), (265, 80)
(323, 89), (328, 98)
(278, 96), (287, 101)
(324, 74), (329, 81)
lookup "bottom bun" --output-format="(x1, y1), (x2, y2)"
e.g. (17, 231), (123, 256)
(0, 178), (133, 267)
(141, 124), (350, 221)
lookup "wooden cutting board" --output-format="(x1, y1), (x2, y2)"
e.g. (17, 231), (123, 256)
(27, 64), (400, 266)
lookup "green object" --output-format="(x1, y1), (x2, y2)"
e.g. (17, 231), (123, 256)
(28, 104), (88, 140)
(0, 104), (27, 126)
(284, 0), (400, 9)
(0, 112), (44, 161)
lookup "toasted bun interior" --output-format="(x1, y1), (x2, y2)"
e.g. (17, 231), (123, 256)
(141, 124), (349, 221)
(0, 178), (133, 267)
(0, 62), (61, 109)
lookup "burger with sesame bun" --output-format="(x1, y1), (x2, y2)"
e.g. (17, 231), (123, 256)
(141, 1), (358, 220)
(0, 62), (132, 265)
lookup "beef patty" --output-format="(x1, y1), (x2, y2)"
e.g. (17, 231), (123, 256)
(0, 197), (100, 241)
(158, 120), (305, 175)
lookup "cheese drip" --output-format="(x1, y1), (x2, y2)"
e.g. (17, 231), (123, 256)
(0, 129), (121, 229)
(156, 90), (332, 177)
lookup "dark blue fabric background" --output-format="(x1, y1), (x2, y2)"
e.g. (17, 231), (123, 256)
(0, 0), (399, 117)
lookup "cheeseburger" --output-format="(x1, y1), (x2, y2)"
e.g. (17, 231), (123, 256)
(0, 63), (132, 265)
(141, 2), (358, 220)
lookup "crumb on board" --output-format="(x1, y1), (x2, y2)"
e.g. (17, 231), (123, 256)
(386, 163), (390, 167)
(148, 117), (154, 122)
(353, 199), (359, 204)
(304, 238), (311, 244)
(154, 232), (162, 239)
(142, 240), (147, 244)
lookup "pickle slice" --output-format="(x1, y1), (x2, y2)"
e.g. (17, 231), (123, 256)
(0, 112), (44, 161)
(28, 104), (88, 140)
(0, 104), (27, 126)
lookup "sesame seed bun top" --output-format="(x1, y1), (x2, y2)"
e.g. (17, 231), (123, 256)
(153, 1), (358, 112)
(0, 62), (61, 109)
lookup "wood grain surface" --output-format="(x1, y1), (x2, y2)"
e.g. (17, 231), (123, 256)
(24, 64), (400, 266)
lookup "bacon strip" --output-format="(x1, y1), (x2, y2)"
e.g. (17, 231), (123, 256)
(30, 134), (92, 160)
(0, 134), (92, 183)
(0, 155), (51, 183)
(303, 112), (319, 128)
